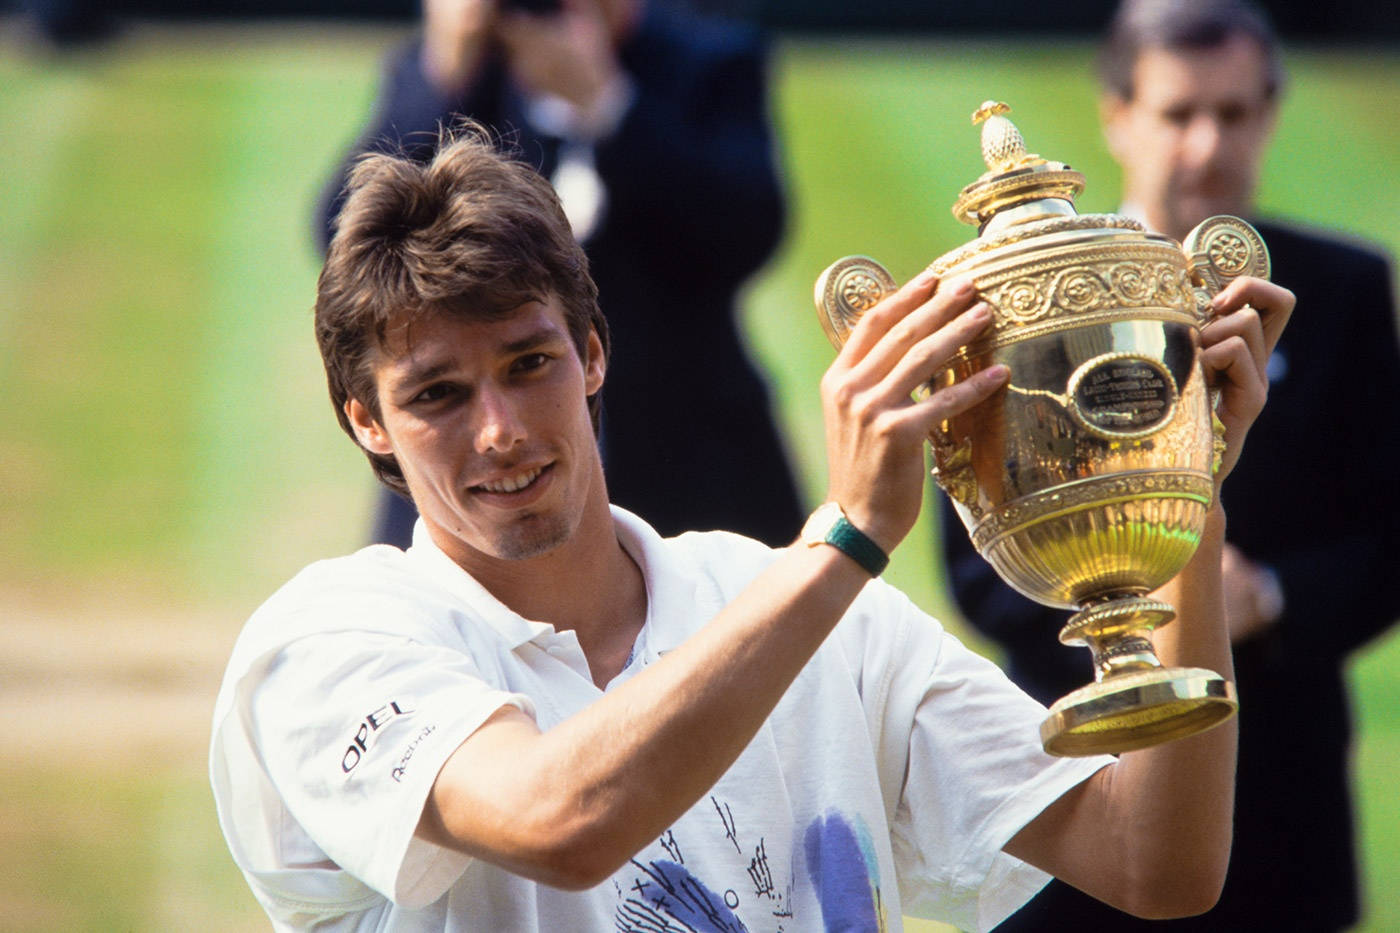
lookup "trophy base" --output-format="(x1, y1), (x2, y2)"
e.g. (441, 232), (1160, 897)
(1040, 667), (1237, 757)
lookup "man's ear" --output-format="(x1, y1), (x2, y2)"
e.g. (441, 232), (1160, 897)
(1099, 92), (1131, 164)
(583, 329), (606, 396)
(345, 398), (393, 456)
(1259, 96), (1280, 141)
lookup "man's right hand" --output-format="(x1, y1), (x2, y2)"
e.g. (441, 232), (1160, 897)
(1221, 542), (1284, 643)
(819, 270), (1008, 558)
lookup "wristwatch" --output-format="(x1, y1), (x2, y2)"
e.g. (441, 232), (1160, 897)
(801, 502), (889, 577)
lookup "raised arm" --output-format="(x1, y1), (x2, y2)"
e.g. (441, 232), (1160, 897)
(1004, 276), (1295, 918)
(417, 272), (1010, 889)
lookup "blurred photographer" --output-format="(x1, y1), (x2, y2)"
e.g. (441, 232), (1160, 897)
(319, 0), (804, 550)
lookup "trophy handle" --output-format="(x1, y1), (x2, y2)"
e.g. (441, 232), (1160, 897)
(813, 256), (898, 350)
(1182, 215), (1272, 323)
(1181, 215), (1271, 471)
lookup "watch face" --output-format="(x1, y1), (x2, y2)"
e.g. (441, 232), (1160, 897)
(803, 502), (847, 545)
(799, 502), (888, 576)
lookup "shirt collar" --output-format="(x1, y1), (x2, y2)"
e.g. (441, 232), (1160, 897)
(404, 520), (554, 649)
(609, 506), (702, 658)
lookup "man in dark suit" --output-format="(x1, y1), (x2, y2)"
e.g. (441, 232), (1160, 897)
(941, 0), (1400, 929)
(320, 0), (803, 549)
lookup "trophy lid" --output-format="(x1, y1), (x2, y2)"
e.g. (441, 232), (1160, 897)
(951, 102), (1087, 233)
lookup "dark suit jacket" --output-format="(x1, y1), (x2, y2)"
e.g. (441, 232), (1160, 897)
(940, 220), (1400, 931)
(319, 3), (803, 548)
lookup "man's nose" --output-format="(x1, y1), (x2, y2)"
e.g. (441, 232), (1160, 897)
(1182, 114), (1226, 165)
(474, 387), (526, 453)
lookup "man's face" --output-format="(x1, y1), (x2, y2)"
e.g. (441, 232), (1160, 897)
(347, 297), (607, 570)
(1102, 35), (1277, 242)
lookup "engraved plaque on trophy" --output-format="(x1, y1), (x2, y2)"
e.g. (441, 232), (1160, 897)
(814, 103), (1270, 756)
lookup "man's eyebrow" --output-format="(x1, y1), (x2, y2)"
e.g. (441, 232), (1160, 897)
(501, 326), (568, 355)
(389, 358), (454, 390)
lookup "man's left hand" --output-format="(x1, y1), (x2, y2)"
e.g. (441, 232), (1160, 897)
(1200, 275), (1294, 483)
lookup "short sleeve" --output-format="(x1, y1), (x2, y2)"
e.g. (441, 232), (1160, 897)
(862, 590), (1112, 932)
(245, 630), (534, 908)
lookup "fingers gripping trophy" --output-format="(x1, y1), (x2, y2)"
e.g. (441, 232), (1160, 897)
(815, 102), (1270, 757)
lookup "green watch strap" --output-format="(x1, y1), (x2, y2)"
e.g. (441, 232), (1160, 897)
(825, 514), (889, 577)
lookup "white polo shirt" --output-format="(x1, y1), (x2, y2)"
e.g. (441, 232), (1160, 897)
(210, 507), (1111, 932)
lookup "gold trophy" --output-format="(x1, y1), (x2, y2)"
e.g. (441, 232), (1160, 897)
(814, 102), (1269, 756)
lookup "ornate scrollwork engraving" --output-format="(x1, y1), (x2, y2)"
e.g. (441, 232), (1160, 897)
(1110, 262), (1152, 302)
(997, 278), (1046, 323)
(1053, 268), (1111, 312)
(981, 254), (1194, 333)
(1155, 263), (1186, 305)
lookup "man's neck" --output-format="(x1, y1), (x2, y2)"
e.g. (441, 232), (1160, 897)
(449, 499), (649, 688)
(567, 529), (649, 688)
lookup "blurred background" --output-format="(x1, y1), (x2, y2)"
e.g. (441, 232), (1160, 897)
(2, 0), (1396, 929)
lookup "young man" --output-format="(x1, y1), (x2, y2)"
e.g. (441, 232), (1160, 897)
(941, 0), (1400, 929)
(212, 123), (1292, 931)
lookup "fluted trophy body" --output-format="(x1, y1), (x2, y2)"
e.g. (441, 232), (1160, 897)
(815, 103), (1269, 756)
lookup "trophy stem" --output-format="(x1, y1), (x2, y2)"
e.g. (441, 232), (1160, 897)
(1061, 595), (1172, 682)
(1082, 631), (1160, 681)
(1040, 594), (1237, 757)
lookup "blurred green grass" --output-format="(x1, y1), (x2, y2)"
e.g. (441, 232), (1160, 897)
(0, 24), (377, 609)
(0, 22), (1396, 931)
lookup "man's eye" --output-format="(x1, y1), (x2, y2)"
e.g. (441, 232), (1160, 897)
(1162, 107), (1192, 127)
(1218, 104), (1248, 126)
(412, 383), (454, 404)
(513, 353), (551, 374)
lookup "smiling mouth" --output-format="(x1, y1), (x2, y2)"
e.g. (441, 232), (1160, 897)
(473, 465), (547, 494)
